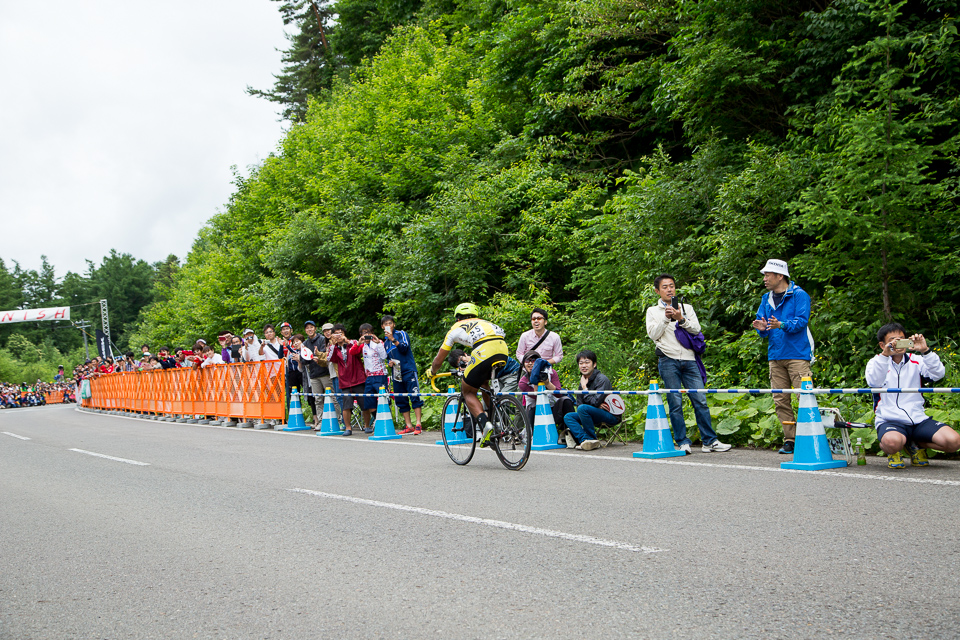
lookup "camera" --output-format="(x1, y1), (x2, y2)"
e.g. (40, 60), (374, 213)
(894, 338), (914, 350)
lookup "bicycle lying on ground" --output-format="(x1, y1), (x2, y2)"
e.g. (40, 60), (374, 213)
(430, 371), (533, 470)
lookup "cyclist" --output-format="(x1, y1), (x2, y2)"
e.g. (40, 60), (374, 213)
(430, 303), (508, 448)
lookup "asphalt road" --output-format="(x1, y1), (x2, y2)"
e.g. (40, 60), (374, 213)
(2, 404), (959, 639)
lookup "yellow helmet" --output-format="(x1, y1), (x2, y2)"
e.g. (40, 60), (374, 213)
(454, 303), (479, 319)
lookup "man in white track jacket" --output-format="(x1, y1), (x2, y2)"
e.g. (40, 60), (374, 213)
(865, 322), (960, 468)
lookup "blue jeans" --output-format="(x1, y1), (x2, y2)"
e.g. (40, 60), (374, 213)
(331, 377), (344, 414)
(363, 375), (388, 410)
(657, 356), (717, 446)
(564, 404), (617, 444)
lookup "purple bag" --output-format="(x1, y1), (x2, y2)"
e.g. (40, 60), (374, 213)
(675, 325), (708, 384)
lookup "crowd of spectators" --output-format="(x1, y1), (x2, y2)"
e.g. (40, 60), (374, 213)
(1, 378), (74, 408)
(67, 256), (959, 468)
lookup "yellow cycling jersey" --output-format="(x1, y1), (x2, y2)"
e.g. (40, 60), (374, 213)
(442, 318), (506, 350)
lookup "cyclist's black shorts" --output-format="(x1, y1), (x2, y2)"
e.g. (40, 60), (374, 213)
(463, 353), (507, 389)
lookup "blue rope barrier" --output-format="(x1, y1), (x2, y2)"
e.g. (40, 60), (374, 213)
(296, 387), (960, 398)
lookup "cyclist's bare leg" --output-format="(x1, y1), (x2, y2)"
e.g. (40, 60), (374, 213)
(461, 381), (484, 419)
(480, 388), (492, 413)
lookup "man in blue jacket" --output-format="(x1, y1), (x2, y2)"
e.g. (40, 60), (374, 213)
(382, 315), (424, 435)
(751, 259), (814, 455)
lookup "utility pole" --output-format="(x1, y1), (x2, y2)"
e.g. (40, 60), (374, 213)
(74, 320), (92, 360)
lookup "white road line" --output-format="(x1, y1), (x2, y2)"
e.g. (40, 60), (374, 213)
(69, 448), (150, 466)
(603, 455), (960, 486)
(77, 408), (960, 486)
(2, 431), (30, 440)
(290, 488), (664, 553)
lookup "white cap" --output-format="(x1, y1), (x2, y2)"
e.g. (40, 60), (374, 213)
(760, 259), (789, 277)
(242, 328), (254, 336)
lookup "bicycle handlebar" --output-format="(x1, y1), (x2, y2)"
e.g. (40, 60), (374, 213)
(429, 372), (454, 393)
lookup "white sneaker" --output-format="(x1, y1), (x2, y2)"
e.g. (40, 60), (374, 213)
(580, 439), (601, 451)
(679, 443), (692, 454)
(564, 432), (577, 449)
(702, 440), (732, 452)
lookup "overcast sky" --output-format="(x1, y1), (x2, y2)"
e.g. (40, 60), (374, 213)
(0, 0), (291, 277)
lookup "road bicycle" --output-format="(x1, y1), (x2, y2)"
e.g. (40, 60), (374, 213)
(430, 371), (532, 471)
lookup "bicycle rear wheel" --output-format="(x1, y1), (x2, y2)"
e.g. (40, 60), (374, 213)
(491, 395), (532, 470)
(441, 395), (476, 465)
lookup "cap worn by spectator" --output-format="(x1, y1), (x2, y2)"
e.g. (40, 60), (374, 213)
(279, 322), (292, 330)
(321, 323), (334, 331)
(760, 259), (789, 277)
(304, 320), (316, 327)
(243, 328), (255, 336)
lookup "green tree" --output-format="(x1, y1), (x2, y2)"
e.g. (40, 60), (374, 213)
(794, 0), (960, 322)
(247, 0), (338, 121)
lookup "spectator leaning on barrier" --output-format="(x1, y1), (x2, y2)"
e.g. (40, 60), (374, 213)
(200, 345), (223, 367)
(328, 323), (366, 436)
(157, 348), (176, 369)
(647, 274), (731, 454)
(229, 336), (242, 362)
(563, 349), (617, 451)
(382, 315), (423, 435)
(259, 324), (285, 361)
(240, 329), (263, 362)
(516, 307), (563, 365)
(357, 323), (388, 433)
(751, 258), (814, 455)
(865, 323), (960, 469)
(217, 331), (233, 363)
(302, 320), (329, 427)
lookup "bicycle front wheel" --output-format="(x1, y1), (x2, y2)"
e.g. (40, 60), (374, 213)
(491, 395), (532, 471)
(441, 395), (476, 466)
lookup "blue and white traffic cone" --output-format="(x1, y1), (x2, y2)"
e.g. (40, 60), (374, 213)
(317, 387), (344, 436)
(282, 388), (310, 431)
(437, 385), (471, 445)
(370, 387), (401, 441)
(781, 377), (847, 470)
(633, 380), (686, 459)
(531, 383), (565, 451)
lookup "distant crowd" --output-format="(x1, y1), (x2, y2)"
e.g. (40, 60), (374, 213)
(1, 378), (75, 408)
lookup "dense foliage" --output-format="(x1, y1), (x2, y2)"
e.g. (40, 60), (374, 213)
(134, 0), (959, 447)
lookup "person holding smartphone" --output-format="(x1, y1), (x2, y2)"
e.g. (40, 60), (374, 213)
(866, 323), (960, 468)
(647, 274), (731, 454)
(239, 329), (263, 362)
(357, 323), (388, 433)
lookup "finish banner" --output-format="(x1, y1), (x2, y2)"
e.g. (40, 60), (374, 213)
(0, 306), (70, 324)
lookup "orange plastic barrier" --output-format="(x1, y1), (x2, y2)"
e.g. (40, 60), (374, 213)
(84, 362), (286, 420)
(44, 393), (65, 404)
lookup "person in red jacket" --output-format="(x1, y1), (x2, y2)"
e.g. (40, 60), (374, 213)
(327, 323), (367, 436)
